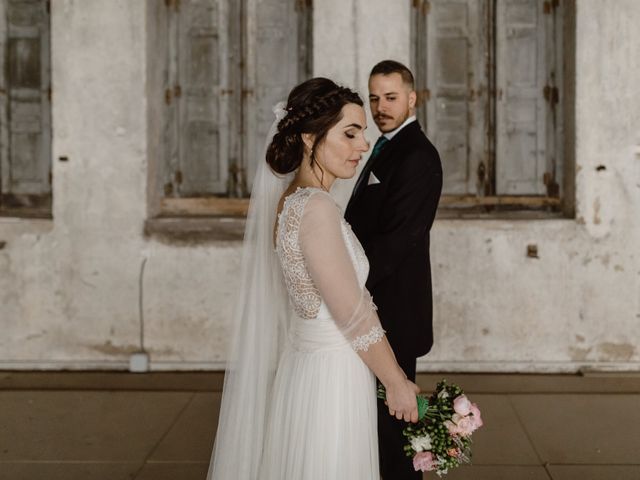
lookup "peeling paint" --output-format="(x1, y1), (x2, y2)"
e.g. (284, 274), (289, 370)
(593, 197), (602, 225)
(89, 340), (138, 356)
(597, 342), (635, 361)
(569, 346), (592, 361)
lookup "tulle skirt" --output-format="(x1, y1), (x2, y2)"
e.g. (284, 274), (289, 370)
(261, 316), (379, 479)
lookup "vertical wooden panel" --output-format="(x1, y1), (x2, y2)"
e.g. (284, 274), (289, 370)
(495, 0), (547, 195)
(424, 0), (488, 195)
(243, 0), (305, 194)
(176, 0), (232, 196)
(0, 0), (51, 198)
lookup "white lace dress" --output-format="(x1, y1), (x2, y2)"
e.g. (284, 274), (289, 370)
(261, 187), (385, 480)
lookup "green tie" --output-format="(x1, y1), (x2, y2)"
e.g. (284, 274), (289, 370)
(370, 135), (389, 159)
(351, 136), (389, 197)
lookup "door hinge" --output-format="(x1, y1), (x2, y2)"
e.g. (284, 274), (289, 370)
(543, 171), (560, 198)
(543, 85), (559, 105)
(543, 0), (559, 15)
(413, 0), (430, 15)
(294, 0), (312, 12)
(165, 0), (180, 12)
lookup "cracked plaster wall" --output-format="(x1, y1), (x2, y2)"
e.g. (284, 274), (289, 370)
(0, 0), (638, 372)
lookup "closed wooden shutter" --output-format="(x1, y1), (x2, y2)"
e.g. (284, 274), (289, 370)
(495, 0), (549, 195)
(163, 0), (240, 197)
(161, 0), (309, 202)
(0, 0), (51, 206)
(414, 0), (564, 206)
(423, 0), (488, 195)
(243, 0), (306, 193)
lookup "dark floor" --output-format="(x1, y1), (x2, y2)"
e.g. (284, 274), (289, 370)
(1, 371), (639, 480)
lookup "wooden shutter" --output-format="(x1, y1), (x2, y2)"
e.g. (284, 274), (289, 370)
(495, 0), (550, 195)
(0, 0), (51, 202)
(162, 0), (307, 200)
(423, 0), (488, 195)
(164, 0), (240, 197)
(243, 0), (309, 193)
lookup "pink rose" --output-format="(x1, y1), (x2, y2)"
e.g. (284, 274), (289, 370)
(413, 451), (438, 472)
(445, 419), (459, 435)
(452, 413), (475, 436)
(453, 395), (472, 416)
(447, 447), (461, 458)
(469, 403), (483, 431)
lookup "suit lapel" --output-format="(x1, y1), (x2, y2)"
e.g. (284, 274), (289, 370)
(350, 121), (422, 202)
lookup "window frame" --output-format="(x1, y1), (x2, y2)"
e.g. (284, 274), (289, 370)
(146, 0), (312, 228)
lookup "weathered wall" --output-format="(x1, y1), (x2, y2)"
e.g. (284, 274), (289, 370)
(0, 0), (638, 372)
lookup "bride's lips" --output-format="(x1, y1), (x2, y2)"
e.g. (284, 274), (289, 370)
(347, 158), (361, 166)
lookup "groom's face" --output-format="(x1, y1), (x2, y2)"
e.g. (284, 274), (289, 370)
(368, 73), (416, 133)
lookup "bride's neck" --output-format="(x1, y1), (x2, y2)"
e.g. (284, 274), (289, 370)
(293, 156), (335, 192)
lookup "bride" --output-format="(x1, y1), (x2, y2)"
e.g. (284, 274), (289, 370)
(208, 78), (419, 480)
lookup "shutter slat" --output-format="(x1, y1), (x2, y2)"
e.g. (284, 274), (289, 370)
(496, 0), (547, 195)
(425, 0), (487, 195)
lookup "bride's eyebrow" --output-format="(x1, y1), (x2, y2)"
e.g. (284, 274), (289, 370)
(344, 123), (364, 130)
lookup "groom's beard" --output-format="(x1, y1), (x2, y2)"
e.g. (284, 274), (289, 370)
(374, 110), (411, 133)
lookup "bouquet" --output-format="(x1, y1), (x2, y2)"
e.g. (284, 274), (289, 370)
(377, 379), (483, 476)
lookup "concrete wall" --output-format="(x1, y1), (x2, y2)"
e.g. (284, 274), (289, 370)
(0, 0), (638, 372)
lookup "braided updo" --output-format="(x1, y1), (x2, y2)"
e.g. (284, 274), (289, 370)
(266, 78), (363, 175)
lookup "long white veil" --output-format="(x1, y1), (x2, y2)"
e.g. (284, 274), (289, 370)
(207, 103), (293, 479)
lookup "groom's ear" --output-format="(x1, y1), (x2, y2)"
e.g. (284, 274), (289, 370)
(408, 90), (417, 109)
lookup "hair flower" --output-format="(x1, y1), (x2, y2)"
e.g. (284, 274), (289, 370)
(273, 101), (288, 121)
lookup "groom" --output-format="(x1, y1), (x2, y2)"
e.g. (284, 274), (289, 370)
(345, 60), (442, 479)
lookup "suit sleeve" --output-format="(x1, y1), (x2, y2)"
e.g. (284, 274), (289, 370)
(364, 147), (442, 290)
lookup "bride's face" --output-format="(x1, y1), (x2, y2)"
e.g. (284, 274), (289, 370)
(313, 103), (369, 181)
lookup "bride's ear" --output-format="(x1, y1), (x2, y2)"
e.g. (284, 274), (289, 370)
(301, 133), (314, 152)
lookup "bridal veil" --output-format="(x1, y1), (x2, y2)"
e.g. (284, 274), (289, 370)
(207, 103), (292, 480)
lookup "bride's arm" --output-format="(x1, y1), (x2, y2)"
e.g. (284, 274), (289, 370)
(299, 192), (419, 423)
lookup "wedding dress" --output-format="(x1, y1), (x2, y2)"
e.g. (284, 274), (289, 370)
(207, 103), (385, 480)
(261, 186), (384, 479)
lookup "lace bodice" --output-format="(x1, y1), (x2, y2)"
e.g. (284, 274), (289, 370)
(275, 187), (384, 352)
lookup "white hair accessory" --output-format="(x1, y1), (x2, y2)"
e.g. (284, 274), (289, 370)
(273, 100), (288, 121)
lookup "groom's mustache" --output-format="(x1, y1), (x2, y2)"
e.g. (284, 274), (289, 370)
(375, 113), (393, 121)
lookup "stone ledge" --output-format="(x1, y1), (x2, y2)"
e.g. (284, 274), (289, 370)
(144, 217), (246, 244)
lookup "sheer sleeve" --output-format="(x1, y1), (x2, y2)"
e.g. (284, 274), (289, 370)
(298, 191), (384, 352)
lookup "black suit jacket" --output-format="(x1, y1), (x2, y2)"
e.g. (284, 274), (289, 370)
(345, 121), (442, 358)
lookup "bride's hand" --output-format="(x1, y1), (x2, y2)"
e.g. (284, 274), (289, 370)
(384, 379), (420, 423)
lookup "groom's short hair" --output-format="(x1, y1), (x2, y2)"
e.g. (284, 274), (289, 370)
(370, 60), (415, 89)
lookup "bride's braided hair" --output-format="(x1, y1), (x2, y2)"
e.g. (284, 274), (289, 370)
(266, 78), (363, 175)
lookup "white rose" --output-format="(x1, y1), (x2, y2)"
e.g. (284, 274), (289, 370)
(410, 433), (433, 452)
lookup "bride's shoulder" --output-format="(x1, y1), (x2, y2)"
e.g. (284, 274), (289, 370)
(283, 187), (335, 213)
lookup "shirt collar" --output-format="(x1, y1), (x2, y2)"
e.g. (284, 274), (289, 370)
(382, 115), (417, 141)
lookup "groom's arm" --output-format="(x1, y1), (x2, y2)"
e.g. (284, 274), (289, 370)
(364, 146), (442, 290)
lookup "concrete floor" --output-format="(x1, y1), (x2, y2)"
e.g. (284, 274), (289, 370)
(0, 371), (639, 480)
